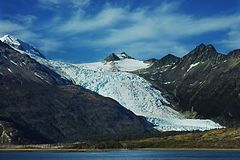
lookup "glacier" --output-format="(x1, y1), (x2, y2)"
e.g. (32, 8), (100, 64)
(0, 35), (223, 131)
(34, 57), (223, 131)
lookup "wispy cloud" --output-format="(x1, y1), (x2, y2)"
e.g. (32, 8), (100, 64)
(38, 38), (62, 53)
(54, 1), (240, 57)
(38, 0), (90, 10)
(0, 18), (61, 55)
(0, 20), (24, 34)
(219, 26), (240, 50)
(58, 6), (126, 33)
(1, 0), (240, 60)
(14, 14), (37, 25)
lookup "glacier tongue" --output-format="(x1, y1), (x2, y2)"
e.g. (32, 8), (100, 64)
(35, 57), (223, 131)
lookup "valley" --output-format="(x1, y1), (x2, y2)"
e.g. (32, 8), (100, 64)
(0, 35), (239, 147)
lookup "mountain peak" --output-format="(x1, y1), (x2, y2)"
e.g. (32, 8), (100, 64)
(0, 34), (21, 47)
(0, 34), (45, 59)
(116, 52), (135, 59)
(157, 53), (180, 65)
(228, 49), (240, 59)
(104, 52), (134, 62)
(104, 53), (121, 62)
(163, 53), (179, 59)
(194, 43), (217, 53)
(206, 44), (217, 52)
(185, 43), (219, 61)
(196, 43), (207, 50)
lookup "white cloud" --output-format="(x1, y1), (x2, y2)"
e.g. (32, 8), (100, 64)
(0, 19), (61, 54)
(0, 20), (24, 34)
(38, 38), (62, 53)
(0, 19), (39, 42)
(15, 15), (37, 25)
(2, 1), (240, 59)
(156, 1), (181, 13)
(38, 0), (90, 9)
(56, 2), (240, 57)
(70, 0), (90, 8)
(219, 26), (240, 49)
(54, 2), (240, 57)
(58, 6), (126, 33)
(97, 11), (240, 46)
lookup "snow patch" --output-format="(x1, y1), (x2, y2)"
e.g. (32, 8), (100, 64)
(34, 72), (44, 80)
(77, 58), (150, 72)
(163, 82), (172, 84)
(7, 68), (13, 73)
(187, 62), (200, 72)
(10, 60), (18, 66)
(171, 65), (177, 69)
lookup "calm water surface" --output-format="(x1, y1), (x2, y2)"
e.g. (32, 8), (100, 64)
(0, 150), (240, 160)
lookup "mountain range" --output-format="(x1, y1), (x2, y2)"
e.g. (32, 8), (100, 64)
(135, 44), (240, 126)
(0, 34), (239, 145)
(0, 36), (156, 144)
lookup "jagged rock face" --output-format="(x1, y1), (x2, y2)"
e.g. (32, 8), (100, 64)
(154, 54), (180, 66)
(0, 41), (70, 85)
(0, 41), (157, 144)
(136, 44), (240, 125)
(104, 52), (134, 62)
(104, 53), (121, 62)
(117, 52), (135, 59)
(0, 121), (48, 144)
(228, 49), (240, 60)
(0, 35), (45, 58)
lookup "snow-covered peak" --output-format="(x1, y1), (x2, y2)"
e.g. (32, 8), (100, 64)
(0, 35), (21, 47)
(0, 34), (45, 58)
(104, 52), (134, 62)
(116, 52), (134, 60)
(78, 58), (151, 72)
(93, 52), (150, 72)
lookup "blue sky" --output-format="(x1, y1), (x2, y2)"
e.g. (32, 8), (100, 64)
(0, 0), (240, 62)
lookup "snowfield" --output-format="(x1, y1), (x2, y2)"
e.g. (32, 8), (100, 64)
(1, 35), (224, 131)
(35, 57), (223, 131)
(79, 58), (150, 72)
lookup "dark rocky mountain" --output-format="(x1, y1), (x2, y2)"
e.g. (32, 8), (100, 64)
(0, 35), (45, 58)
(0, 41), (157, 145)
(135, 44), (240, 125)
(104, 53), (121, 62)
(117, 52), (135, 59)
(104, 52), (134, 62)
(153, 54), (180, 66)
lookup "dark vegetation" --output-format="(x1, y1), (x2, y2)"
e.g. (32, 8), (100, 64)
(1, 128), (240, 149)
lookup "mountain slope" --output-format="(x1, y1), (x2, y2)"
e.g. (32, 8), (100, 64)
(0, 35), (45, 58)
(33, 54), (222, 131)
(136, 44), (240, 125)
(0, 35), (223, 132)
(82, 52), (151, 72)
(0, 41), (157, 144)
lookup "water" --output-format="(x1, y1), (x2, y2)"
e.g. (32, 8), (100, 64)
(0, 150), (240, 160)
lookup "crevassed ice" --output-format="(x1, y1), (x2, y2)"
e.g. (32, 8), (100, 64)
(34, 57), (223, 131)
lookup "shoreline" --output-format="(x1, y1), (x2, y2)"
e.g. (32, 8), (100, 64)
(1, 148), (240, 152)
